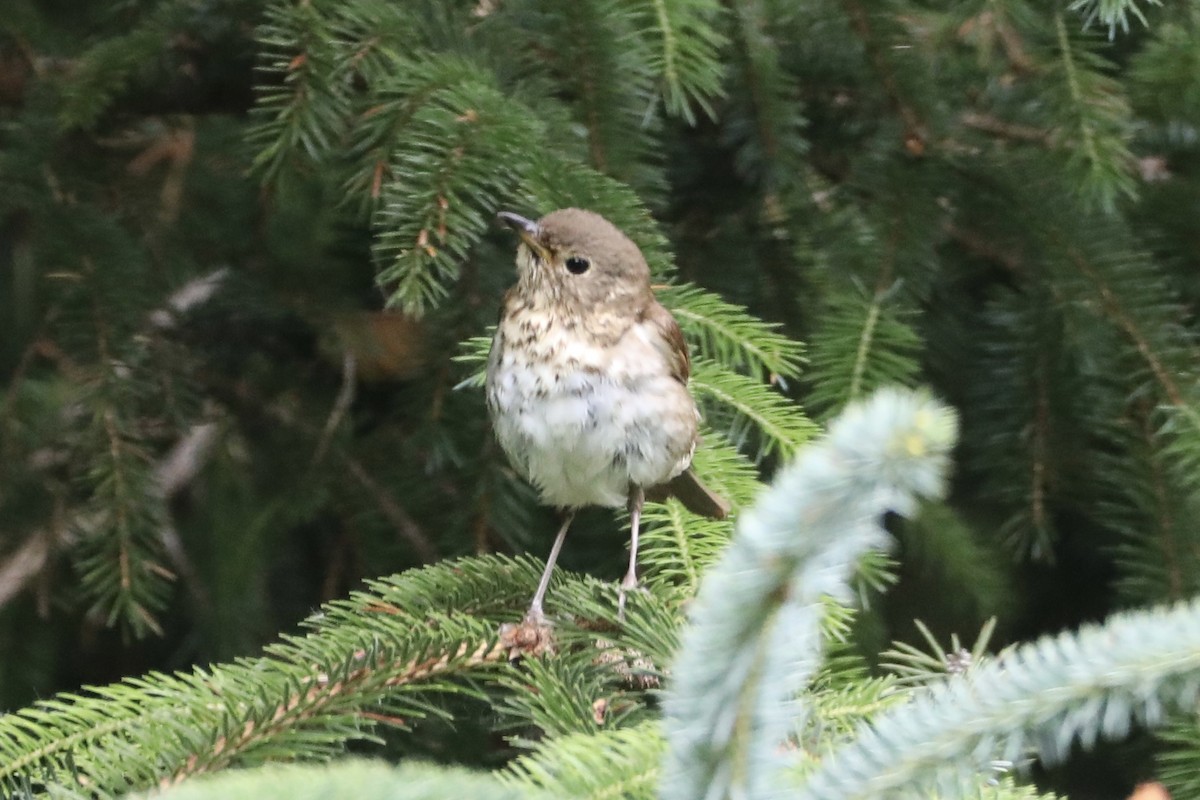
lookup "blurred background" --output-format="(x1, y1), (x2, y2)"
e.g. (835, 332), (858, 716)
(3, 2), (1200, 796)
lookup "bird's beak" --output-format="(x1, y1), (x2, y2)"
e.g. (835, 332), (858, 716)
(497, 211), (549, 260)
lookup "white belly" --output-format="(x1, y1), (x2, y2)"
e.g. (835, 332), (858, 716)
(487, 332), (697, 509)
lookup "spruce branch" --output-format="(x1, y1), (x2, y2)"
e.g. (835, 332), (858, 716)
(1054, 234), (1200, 499)
(1128, 22), (1200, 125)
(73, 389), (173, 637)
(658, 284), (805, 380)
(638, 433), (758, 597)
(492, 620), (672, 744)
(1157, 716), (1200, 798)
(143, 760), (550, 800)
(796, 599), (1200, 800)
(322, 0), (421, 89)
(639, 500), (714, 595)
(839, 0), (926, 152)
(660, 388), (958, 800)
(58, 26), (166, 130)
(495, 656), (620, 741)
(1051, 12), (1137, 211)
(623, 0), (727, 124)
(73, 299), (175, 637)
(372, 82), (543, 315)
(1069, 0), (1161, 35)
(805, 287), (922, 422)
(795, 651), (906, 754)
(1105, 402), (1200, 605)
(505, 0), (665, 196)
(880, 617), (998, 689)
(340, 53), (488, 217)
(723, 0), (808, 191)
(1064, 245), (1186, 407)
(504, 722), (664, 800)
(0, 557), (562, 796)
(251, 1), (349, 179)
(957, 290), (1068, 562)
(690, 358), (817, 459)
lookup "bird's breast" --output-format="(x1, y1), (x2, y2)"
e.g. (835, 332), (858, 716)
(486, 308), (698, 509)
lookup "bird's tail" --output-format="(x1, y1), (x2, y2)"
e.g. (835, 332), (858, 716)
(646, 467), (731, 520)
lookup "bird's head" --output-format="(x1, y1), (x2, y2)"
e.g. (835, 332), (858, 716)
(496, 208), (652, 313)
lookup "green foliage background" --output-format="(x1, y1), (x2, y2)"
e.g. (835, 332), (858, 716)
(2, 0), (1200, 798)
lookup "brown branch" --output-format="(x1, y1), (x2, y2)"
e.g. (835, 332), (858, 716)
(337, 453), (438, 564)
(311, 350), (357, 467)
(155, 422), (220, 495)
(0, 304), (63, 458)
(0, 523), (71, 609)
(189, 366), (438, 563)
(955, 7), (1034, 75)
(841, 0), (926, 154)
(1029, 352), (1051, 557)
(1134, 401), (1183, 600)
(155, 422), (221, 610)
(960, 111), (1054, 146)
(0, 422), (217, 613)
(942, 222), (1024, 275)
(577, 47), (609, 173)
(733, 3), (781, 165)
(1065, 248), (1185, 407)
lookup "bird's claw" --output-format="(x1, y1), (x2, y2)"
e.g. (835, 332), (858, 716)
(499, 611), (556, 658)
(616, 581), (650, 623)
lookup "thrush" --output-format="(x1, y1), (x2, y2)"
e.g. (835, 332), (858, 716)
(487, 208), (729, 631)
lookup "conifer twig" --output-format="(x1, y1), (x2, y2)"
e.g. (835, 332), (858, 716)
(797, 599), (1200, 799)
(840, 0), (926, 153)
(661, 388), (958, 800)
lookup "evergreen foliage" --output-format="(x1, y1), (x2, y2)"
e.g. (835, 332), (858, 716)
(798, 599), (1200, 800)
(661, 389), (958, 800)
(140, 760), (549, 800)
(0, 557), (523, 795)
(3, 1), (1200, 799)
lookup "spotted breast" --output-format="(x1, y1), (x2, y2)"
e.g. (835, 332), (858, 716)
(486, 298), (698, 510)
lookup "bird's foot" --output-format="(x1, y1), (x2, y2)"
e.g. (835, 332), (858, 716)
(616, 577), (649, 623)
(499, 608), (556, 658)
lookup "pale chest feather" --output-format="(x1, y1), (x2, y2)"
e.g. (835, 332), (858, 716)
(486, 307), (698, 509)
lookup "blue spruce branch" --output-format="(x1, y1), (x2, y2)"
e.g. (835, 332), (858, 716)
(660, 387), (959, 800)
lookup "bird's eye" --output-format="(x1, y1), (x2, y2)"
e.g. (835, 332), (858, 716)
(565, 256), (590, 275)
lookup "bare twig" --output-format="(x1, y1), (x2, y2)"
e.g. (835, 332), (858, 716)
(155, 422), (221, 495)
(148, 268), (229, 329)
(311, 350), (357, 468)
(942, 222), (1024, 275)
(338, 453), (438, 564)
(155, 421), (222, 609)
(0, 528), (64, 608)
(841, 0), (926, 154)
(960, 111), (1054, 146)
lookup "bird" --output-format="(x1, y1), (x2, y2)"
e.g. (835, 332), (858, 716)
(486, 207), (729, 633)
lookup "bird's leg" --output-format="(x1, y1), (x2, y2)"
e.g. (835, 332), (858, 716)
(617, 486), (645, 622)
(527, 510), (575, 623)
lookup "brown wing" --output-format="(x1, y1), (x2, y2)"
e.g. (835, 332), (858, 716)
(638, 300), (732, 519)
(640, 299), (690, 385)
